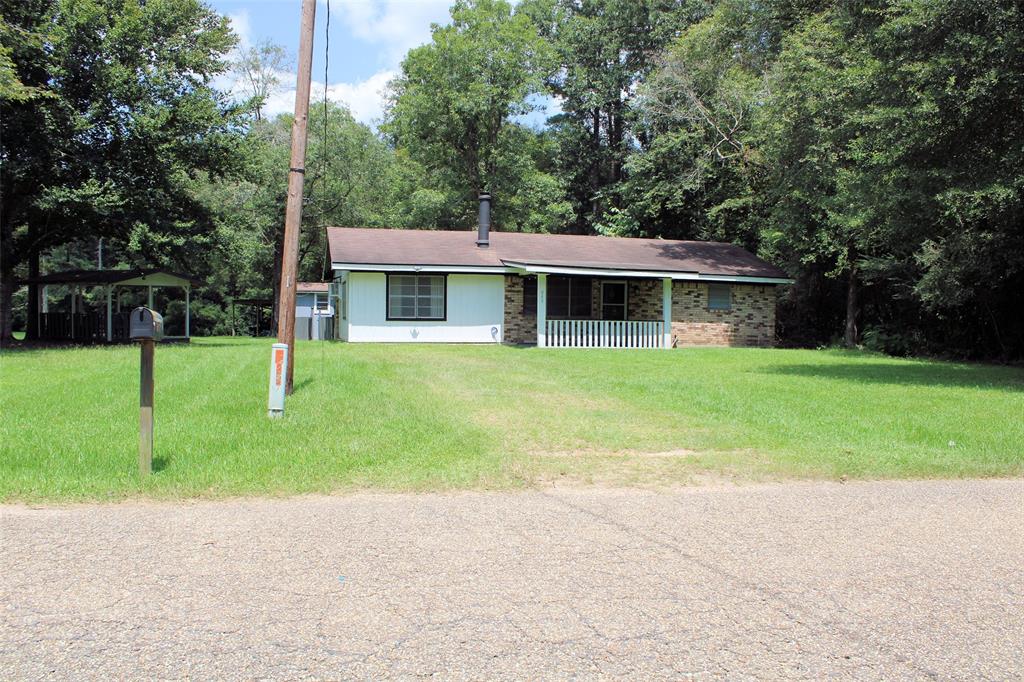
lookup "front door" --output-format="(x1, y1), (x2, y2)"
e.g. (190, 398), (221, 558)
(601, 281), (627, 320)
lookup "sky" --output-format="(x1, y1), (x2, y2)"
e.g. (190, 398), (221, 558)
(208, 0), (460, 124)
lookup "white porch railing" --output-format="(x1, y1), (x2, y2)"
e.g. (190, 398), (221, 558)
(546, 319), (665, 348)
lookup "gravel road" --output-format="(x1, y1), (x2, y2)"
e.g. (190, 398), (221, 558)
(2, 479), (1022, 680)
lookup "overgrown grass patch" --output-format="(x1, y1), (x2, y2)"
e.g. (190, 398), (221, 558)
(1, 338), (1021, 501)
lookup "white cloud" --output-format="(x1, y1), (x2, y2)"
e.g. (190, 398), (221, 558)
(260, 68), (396, 125)
(324, 69), (396, 123)
(333, 0), (451, 65)
(226, 10), (253, 49)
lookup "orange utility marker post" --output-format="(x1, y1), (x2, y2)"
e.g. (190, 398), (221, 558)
(273, 0), (317, 402)
(130, 307), (163, 477)
(268, 342), (288, 418)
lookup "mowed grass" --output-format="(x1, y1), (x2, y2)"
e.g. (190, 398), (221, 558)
(1, 337), (1022, 501)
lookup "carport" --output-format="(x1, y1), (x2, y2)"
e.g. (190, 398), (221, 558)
(22, 269), (199, 343)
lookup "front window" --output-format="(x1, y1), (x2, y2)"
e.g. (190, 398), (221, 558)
(387, 274), (446, 320)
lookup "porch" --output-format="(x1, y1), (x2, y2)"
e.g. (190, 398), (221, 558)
(517, 273), (674, 349)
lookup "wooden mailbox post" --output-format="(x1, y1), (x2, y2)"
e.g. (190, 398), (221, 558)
(130, 307), (163, 476)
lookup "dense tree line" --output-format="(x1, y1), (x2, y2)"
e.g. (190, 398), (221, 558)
(2, 0), (1021, 359)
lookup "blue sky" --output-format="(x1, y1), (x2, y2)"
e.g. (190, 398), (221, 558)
(209, 0), (555, 127)
(209, 0), (455, 123)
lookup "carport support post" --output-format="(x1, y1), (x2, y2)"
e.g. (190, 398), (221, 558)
(139, 339), (155, 477)
(106, 286), (113, 342)
(185, 286), (190, 338)
(536, 274), (548, 348)
(147, 285), (153, 309)
(662, 278), (672, 349)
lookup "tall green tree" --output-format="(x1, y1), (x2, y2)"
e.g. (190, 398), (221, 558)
(0, 0), (244, 341)
(383, 0), (564, 229)
(229, 38), (291, 122)
(524, 0), (706, 232)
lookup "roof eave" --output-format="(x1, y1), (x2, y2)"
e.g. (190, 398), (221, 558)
(501, 260), (793, 284)
(331, 262), (513, 274)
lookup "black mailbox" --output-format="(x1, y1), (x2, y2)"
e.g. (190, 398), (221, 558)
(130, 307), (164, 341)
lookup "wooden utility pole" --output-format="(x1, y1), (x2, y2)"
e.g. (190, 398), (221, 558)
(276, 0), (317, 395)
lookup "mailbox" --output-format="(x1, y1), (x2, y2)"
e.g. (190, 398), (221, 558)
(130, 307), (164, 341)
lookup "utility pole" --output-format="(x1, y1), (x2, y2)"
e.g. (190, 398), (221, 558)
(276, 0), (317, 396)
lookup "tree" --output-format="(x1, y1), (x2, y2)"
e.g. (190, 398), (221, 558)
(230, 38), (291, 122)
(0, 0), (245, 341)
(523, 0), (705, 232)
(383, 0), (553, 227)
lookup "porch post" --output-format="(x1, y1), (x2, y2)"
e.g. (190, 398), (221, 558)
(71, 286), (77, 340)
(536, 274), (548, 348)
(185, 286), (191, 338)
(147, 285), (153, 309)
(661, 278), (672, 349)
(106, 286), (113, 342)
(41, 285), (48, 313)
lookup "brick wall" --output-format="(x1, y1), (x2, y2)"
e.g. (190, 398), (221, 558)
(503, 275), (537, 344)
(670, 282), (776, 347)
(627, 279), (662, 320)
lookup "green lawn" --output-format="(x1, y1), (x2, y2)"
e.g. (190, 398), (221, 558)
(1, 337), (1022, 501)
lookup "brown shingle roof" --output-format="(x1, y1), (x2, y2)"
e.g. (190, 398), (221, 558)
(326, 227), (789, 280)
(296, 282), (329, 293)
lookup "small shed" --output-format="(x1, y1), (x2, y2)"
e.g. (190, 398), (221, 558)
(296, 282), (334, 340)
(22, 269), (199, 343)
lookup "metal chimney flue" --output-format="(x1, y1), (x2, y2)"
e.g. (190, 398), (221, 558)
(477, 193), (491, 248)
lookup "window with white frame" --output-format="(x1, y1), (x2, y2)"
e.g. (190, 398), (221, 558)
(707, 283), (732, 310)
(387, 274), (446, 320)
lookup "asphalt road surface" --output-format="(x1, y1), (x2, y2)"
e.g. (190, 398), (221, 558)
(2, 479), (1022, 680)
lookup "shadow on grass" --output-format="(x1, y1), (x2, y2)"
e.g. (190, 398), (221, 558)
(292, 377), (315, 393)
(761, 361), (1024, 391)
(152, 455), (171, 472)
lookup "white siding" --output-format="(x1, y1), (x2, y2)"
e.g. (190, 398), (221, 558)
(346, 272), (504, 343)
(295, 293), (315, 318)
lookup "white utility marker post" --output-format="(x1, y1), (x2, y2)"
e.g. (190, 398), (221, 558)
(537, 274), (548, 348)
(662, 278), (673, 349)
(268, 342), (289, 418)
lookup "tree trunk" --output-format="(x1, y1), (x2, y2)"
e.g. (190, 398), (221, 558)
(0, 267), (14, 344)
(844, 263), (859, 348)
(588, 108), (601, 232)
(26, 246), (40, 340)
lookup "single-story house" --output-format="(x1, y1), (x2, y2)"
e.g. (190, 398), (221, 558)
(295, 282), (334, 340)
(327, 197), (792, 348)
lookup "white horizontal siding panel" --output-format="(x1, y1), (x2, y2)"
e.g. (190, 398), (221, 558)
(347, 272), (504, 343)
